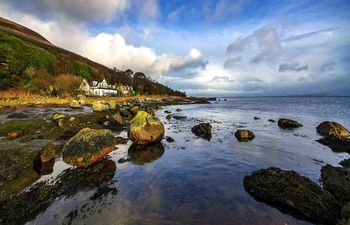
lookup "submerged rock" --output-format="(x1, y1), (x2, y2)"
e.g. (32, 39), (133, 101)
(316, 121), (349, 137)
(235, 129), (255, 142)
(243, 167), (340, 225)
(254, 117), (260, 120)
(62, 128), (116, 167)
(128, 143), (164, 165)
(317, 136), (350, 153)
(191, 123), (212, 140)
(321, 164), (350, 204)
(69, 100), (80, 108)
(92, 101), (105, 112)
(128, 111), (165, 144)
(278, 118), (303, 129)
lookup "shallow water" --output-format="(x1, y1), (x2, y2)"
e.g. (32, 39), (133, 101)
(11, 97), (350, 224)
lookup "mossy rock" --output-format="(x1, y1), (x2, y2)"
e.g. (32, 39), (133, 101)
(92, 101), (105, 112)
(235, 129), (255, 142)
(113, 112), (127, 126)
(278, 118), (303, 129)
(317, 136), (350, 153)
(128, 111), (164, 144)
(52, 113), (65, 121)
(130, 106), (140, 114)
(35, 142), (56, 163)
(62, 128), (116, 167)
(191, 123), (212, 140)
(69, 100), (80, 109)
(243, 167), (341, 225)
(108, 100), (117, 110)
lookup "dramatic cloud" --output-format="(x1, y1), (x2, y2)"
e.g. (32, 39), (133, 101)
(279, 62), (309, 72)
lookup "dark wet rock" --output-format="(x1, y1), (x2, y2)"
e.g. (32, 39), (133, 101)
(117, 158), (130, 164)
(317, 136), (350, 153)
(7, 112), (28, 119)
(7, 130), (22, 139)
(340, 159), (350, 168)
(35, 142), (56, 163)
(191, 123), (212, 140)
(166, 114), (171, 120)
(243, 167), (341, 225)
(278, 118), (303, 129)
(254, 117), (260, 120)
(115, 136), (129, 145)
(165, 136), (175, 143)
(176, 108), (182, 112)
(113, 112), (127, 125)
(268, 119), (276, 123)
(321, 164), (350, 204)
(128, 111), (165, 144)
(33, 158), (55, 175)
(317, 121), (350, 137)
(337, 202), (350, 225)
(0, 159), (116, 225)
(172, 114), (187, 120)
(62, 128), (116, 167)
(235, 129), (255, 142)
(164, 110), (171, 114)
(128, 143), (164, 165)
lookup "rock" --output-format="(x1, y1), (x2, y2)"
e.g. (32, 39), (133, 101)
(191, 123), (212, 140)
(69, 100), (80, 108)
(68, 117), (76, 122)
(7, 130), (22, 139)
(120, 108), (130, 117)
(92, 101), (105, 112)
(117, 158), (129, 164)
(108, 100), (117, 110)
(176, 108), (182, 112)
(130, 106), (140, 114)
(128, 143), (164, 165)
(52, 113), (65, 121)
(316, 121), (350, 137)
(128, 111), (165, 144)
(172, 114), (187, 120)
(321, 164), (350, 204)
(235, 129), (255, 142)
(278, 118), (303, 129)
(340, 159), (350, 168)
(337, 202), (350, 225)
(317, 136), (350, 153)
(243, 167), (341, 225)
(36, 142), (56, 163)
(146, 107), (155, 115)
(113, 112), (127, 125)
(57, 118), (66, 128)
(166, 114), (171, 120)
(62, 128), (116, 167)
(164, 110), (171, 114)
(254, 117), (260, 120)
(165, 136), (175, 143)
(268, 119), (276, 123)
(33, 159), (54, 175)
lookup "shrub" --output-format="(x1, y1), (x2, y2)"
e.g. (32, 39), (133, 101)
(71, 60), (93, 79)
(54, 74), (82, 96)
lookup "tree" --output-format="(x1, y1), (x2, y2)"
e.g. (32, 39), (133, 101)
(134, 72), (146, 79)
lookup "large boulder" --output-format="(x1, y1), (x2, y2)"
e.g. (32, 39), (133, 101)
(278, 118), (303, 129)
(317, 136), (350, 153)
(316, 121), (349, 137)
(235, 129), (255, 142)
(62, 128), (116, 167)
(191, 123), (212, 140)
(128, 111), (165, 144)
(321, 164), (350, 204)
(92, 101), (105, 112)
(243, 167), (341, 225)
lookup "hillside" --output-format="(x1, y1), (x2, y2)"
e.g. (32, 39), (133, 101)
(0, 17), (185, 97)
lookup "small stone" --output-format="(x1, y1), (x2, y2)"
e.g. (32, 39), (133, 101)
(52, 113), (65, 121)
(166, 114), (171, 120)
(235, 129), (255, 142)
(191, 123), (212, 140)
(278, 118), (303, 129)
(254, 117), (260, 120)
(268, 119), (276, 123)
(7, 130), (22, 139)
(176, 108), (182, 112)
(165, 136), (175, 143)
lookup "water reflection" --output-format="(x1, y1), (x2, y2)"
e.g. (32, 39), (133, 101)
(0, 159), (117, 225)
(128, 143), (165, 165)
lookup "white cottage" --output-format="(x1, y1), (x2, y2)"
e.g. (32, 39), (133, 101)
(79, 79), (118, 96)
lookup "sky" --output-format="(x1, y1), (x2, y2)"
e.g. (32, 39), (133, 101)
(0, 0), (349, 96)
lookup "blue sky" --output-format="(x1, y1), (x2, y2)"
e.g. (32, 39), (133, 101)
(1, 0), (350, 96)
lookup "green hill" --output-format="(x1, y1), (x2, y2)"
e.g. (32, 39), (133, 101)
(0, 17), (185, 97)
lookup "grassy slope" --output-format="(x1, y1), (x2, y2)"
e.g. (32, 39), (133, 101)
(0, 17), (185, 97)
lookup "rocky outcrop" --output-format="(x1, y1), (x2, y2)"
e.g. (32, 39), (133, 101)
(235, 129), (255, 142)
(128, 111), (165, 144)
(321, 164), (350, 204)
(191, 123), (212, 140)
(243, 167), (340, 225)
(278, 118), (303, 129)
(62, 128), (116, 167)
(317, 136), (350, 153)
(316, 121), (349, 137)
